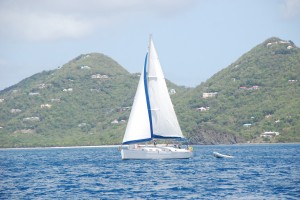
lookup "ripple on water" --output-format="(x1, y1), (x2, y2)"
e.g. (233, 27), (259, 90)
(0, 144), (300, 199)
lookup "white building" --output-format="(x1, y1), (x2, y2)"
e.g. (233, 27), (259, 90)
(91, 74), (109, 79)
(63, 88), (73, 92)
(10, 109), (22, 113)
(81, 65), (91, 69)
(169, 89), (176, 95)
(29, 92), (39, 96)
(23, 117), (40, 122)
(40, 104), (52, 108)
(261, 131), (280, 137)
(111, 119), (119, 124)
(196, 107), (210, 112)
(243, 124), (252, 128)
(203, 92), (218, 98)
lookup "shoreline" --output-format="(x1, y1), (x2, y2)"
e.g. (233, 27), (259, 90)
(0, 145), (120, 150)
(1, 143), (299, 150)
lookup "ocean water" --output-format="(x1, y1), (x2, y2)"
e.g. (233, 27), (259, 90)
(0, 144), (299, 200)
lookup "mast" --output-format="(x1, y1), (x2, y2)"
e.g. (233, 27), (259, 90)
(144, 34), (154, 140)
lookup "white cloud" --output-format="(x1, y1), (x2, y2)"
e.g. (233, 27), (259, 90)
(0, 11), (92, 41)
(0, 0), (196, 41)
(282, 0), (300, 19)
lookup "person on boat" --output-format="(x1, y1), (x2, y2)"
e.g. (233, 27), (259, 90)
(154, 140), (157, 147)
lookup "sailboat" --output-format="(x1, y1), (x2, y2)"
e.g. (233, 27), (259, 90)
(120, 36), (193, 159)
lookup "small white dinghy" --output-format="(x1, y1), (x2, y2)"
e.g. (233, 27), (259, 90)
(213, 151), (234, 158)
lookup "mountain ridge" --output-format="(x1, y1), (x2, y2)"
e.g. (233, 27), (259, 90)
(0, 37), (299, 147)
(182, 37), (300, 144)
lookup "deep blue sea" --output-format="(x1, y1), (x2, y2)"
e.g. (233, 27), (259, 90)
(1, 144), (300, 199)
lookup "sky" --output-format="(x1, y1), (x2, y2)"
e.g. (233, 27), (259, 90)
(0, 0), (300, 90)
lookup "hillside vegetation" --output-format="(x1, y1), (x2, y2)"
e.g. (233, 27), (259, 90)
(177, 37), (300, 144)
(0, 37), (299, 147)
(0, 53), (185, 147)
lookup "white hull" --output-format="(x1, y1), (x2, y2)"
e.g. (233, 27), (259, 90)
(121, 146), (193, 160)
(213, 151), (234, 158)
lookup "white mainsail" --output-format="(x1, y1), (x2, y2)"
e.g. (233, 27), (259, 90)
(122, 37), (184, 145)
(147, 39), (184, 139)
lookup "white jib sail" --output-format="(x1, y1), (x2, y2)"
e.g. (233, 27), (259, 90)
(122, 62), (151, 144)
(147, 39), (184, 139)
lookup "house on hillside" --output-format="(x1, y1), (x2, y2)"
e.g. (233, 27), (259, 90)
(117, 107), (130, 112)
(38, 83), (51, 89)
(91, 74), (109, 79)
(40, 104), (52, 109)
(10, 109), (22, 113)
(203, 92), (218, 98)
(78, 123), (88, 127)
(111, 119), (119, 124)
(243, 124), (252, 128)
(196, 107), (210, 112)
(288, 80), (297, 83)
(239, 86), (259, 90)
(23, 117), (40, 122)
(239, 86), (247, 90)
(80, 65), (91, 70)
(266, 40), (290, 47)
(261, 131), (280, 137)
(63, 88), (73, 92)
(169, 89), (176, 95)
(29, 92), (39, 96)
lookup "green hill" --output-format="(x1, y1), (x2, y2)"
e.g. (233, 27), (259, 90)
(176, 37), (300, 144)
(0, 37), (299, 147)
(0, 53), (186, 147)
(0, 53), (134, 147)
